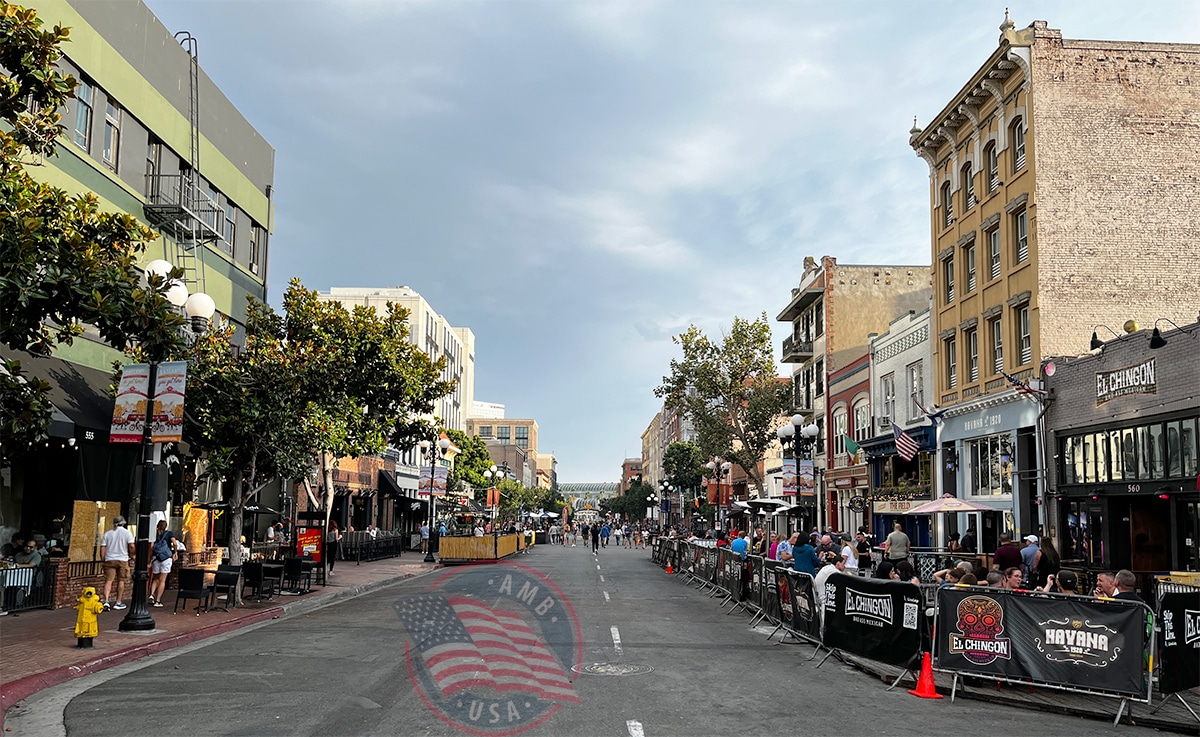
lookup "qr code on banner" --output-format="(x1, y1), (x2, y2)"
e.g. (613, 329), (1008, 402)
(903, 602), (918, 630)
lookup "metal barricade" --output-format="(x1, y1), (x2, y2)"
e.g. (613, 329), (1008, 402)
(0, 560), (57, 613)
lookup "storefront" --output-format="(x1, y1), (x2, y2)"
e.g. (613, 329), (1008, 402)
(939, 394), (1042, 554)
(1046, 323), (1200, 574)
(861, 424), (935, 547)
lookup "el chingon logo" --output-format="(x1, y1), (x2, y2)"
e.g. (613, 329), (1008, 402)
(949, 596), (1012, 665)
(395, 563), (581, 735)
(842, 590), (893, 626)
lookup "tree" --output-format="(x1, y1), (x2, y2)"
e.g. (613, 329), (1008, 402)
(0, 2), (186, 459)
(444, 429), (490, 496)
(663, 441), (705, 499)
(601, 478), (655, 521)
(656, 314), (791, 496)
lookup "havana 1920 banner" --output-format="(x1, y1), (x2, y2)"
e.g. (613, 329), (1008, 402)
(822, 573), (923, 669)
(1158, 591), (1200, 695)
(934, 587), (1150, 698)
(782, 458), (797, 497)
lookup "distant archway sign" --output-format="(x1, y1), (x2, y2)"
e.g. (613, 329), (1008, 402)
(394, 562), (583, 735)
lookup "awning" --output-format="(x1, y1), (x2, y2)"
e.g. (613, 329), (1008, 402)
(1, 347), (116, 439)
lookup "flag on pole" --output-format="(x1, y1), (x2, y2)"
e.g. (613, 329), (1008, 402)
(892, 423), (920, 461)
(1000, 370), (1046, 398)
(844, 435), (862, 459)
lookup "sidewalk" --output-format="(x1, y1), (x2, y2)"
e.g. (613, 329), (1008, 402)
(1, 556), (438, 729)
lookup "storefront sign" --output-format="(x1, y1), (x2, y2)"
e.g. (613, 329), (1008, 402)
(873, 499), (914, 513)
(1096, 358), (1156, 406)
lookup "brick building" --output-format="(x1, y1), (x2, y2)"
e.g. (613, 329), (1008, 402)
(909, 14), (1200, 550)
(1044, 319), (1199, 575)
(777, 256), (932, 531)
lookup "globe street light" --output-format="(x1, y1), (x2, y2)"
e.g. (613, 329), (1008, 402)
(658, 480), (674, 526)
(705, 458), (732, 530)
(120, 260), (214, 632)
(776, 414), (820, 533)
(418, 435), (452, 563)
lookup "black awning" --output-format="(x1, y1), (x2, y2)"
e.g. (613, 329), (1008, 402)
(1, 347), (116, 439)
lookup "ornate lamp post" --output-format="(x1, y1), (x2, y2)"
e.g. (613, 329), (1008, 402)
(120, 259), (214, 632)
(704, 458), (732, 531)
(776, 413), (819, 534)
(418, 435), (452, 563)
(657, 480), (675, 527)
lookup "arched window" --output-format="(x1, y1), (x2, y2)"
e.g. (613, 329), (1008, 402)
(1011, 119), (1025, 170)
(832, 407), (848, 457)
(941, 181), (953, 228)
(962, 162), (976, 210)
(853, 398), (871, 443)
(985, 142), (999, 191)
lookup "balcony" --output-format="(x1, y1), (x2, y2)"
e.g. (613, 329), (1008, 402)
(777, 284), (824, 322)
(781, 334), (814, 363)
(143, 174), (221, 245)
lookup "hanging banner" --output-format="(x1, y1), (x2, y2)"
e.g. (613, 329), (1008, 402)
(785, 570), (822, 641)
(934, 587), (1150, 698)
(417, 466), (432, 498)
(110, 363), (151, 443)
(432, 466), (449, 497)
(798, 458), (815, 497)
(823, 574), (923, 669)
(782, 458), (797, 497)
(1157, 591), (1200, 695)
(151, 361), (187, 443)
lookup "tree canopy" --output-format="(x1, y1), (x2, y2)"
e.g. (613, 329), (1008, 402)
(655, 314), (791, 496)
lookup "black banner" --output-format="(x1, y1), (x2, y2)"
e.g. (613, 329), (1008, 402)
(748, 556), (764, 604)
(785, 570), (821, 641)
(935, 587), (1149, 698)
(704, 547), (718, 585)
(775, 566), (795, 626)
(652, 538), (664, 566)
(1159, 591), (1200, 694)
(761, 560), (783, 622)
(823, 573), (923, 669)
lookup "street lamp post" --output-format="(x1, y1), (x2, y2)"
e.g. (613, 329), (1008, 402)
(418, 436), (452, 563)
(483, 463), (508, 533)
(647, 490), (659, 526)
(120, 260), (214, 632)
(704, 458), (732, 531)
(776, 413), (819, 536)
(657, 480), (674, 528)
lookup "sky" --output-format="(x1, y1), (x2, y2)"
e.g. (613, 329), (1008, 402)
(141, 0), (1199, 482)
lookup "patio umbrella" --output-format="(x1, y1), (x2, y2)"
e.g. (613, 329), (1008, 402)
(904, 494), (994, 515)
(746, 498), (794, 513)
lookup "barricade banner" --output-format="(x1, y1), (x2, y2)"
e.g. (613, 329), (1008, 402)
(691, 543), (703, 577)
(1158, 591), (1200, 694)
(652, 538), (664, 566)
(823, 573), (923, 669)
(704, 547), (718, 585)
(935, 587), (1150, 698)
(716, 547), (737, 597)
(668, 540), (681, 571)
(785, 570), (821, 641)
(748, 556), (764, 604)
(775, 565), (795, 626)
(761, 560), (783, 621)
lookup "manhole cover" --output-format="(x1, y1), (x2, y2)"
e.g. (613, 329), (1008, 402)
(572, 663), (653, 676)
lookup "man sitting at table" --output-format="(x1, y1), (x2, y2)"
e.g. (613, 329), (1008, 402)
(14, 540), (42, 567)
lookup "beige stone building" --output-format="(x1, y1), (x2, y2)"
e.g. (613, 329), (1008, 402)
(777, 256), (932, 531)
(467, 417), (539, 456)
(909, 15), (1200, 548)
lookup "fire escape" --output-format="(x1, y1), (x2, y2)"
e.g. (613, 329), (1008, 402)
(142, 31), (213, 296)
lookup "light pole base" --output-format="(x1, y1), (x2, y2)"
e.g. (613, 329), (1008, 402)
(423, 551), (435, 563)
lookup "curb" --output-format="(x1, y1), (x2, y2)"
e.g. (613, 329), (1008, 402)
(0, 563), (439, 730)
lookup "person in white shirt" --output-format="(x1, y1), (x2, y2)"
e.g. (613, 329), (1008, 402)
(813, 553), (847, 605)
(840, 535), (859, 573)
(100, 516), (135, 610)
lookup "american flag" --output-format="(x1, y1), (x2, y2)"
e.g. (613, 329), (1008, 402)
(395, 594), (579, 703)
(1000, 370), (1046, 399)
(892, 423), (920, 462)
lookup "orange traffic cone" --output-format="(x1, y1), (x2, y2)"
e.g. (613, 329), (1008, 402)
(908, 652), (943, 699)
(666, 562), (674, 574)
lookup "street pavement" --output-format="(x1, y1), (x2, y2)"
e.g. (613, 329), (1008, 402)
(7, 542), (1177, 736)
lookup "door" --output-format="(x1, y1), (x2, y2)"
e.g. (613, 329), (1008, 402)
(1129, 497), (1171, 571)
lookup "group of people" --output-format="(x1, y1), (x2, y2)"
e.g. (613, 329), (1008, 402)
(554, 521), (648, 551)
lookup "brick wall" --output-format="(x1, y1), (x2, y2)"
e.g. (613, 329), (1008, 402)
(1031, 27), (1200, 358)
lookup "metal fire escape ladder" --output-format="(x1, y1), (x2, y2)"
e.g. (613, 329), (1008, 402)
(171, 31), (206, 297)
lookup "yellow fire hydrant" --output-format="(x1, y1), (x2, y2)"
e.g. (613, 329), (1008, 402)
(74, 586), (104, 648)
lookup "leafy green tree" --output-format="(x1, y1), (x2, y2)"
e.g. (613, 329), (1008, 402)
(444, 429), (490, 495)
(663, 441), (705, 499)
(601, 478), (656, 521)
(1, 2), (185, 459)
(656, 314), (791, 496)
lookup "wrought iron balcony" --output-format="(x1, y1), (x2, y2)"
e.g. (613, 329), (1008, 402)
(143, 174), (221, 245)
(781, 334), (814, 363)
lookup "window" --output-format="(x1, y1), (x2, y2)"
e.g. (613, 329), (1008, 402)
(249, 224), (261, 275)
(990, 318), (1003, 373)
(945, 337), (957, 389)
(1011, 119), (1026, 170)
(966, 329), (979, 382)
(941, 182), (953, 228)
(853, 399), (870, 443)
(223, 201), (236, 254)
(966, 433), (1013, 496)
(497, 426), (511, 445)
(962, 163), (975, 210)
(73, 80), (93, 150)
(103, 101), (121, 169)
(985, 143), (999, 192)
(814, 360), (824, 396)
(1059, 418), (1199, 485)
(813, 302), (824, 337)
(515, 426), (529, 450)
(204, 183), (220, 231)
(145, 138), (161, 199)
(988, 227), (1001, 279)
(1013, 209), (1028, 263)
(1017, 306), (1031, 365)
(881, 373), (895, 423)
(943, 256), (955, 303)
(965, 244), (977, 292)
(832, 408), (848, 457)
(906, 362), (923, 421)
(478, 425), (492, 439)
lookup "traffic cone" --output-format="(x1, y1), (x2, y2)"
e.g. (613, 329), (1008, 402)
(666, 562), (674, 574)
(907, 652), (943, 699)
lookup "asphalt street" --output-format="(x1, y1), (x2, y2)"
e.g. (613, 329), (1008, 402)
(27, 543), (1158, 736)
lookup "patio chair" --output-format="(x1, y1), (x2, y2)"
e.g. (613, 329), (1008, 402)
(210, 568), (241, 612)
(283, 556), (312, 593)
(174, 568), (213, 615)
(241, 561), (276, 601)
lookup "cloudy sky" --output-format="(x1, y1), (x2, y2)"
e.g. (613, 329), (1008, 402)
(143, 0), (1198, 482)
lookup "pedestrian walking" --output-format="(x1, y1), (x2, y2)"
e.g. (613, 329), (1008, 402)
(591, 524), (600, 553)
(148, 520), (178, 607)
(326, 521), (342, 576)
(100, 516), (134, 610)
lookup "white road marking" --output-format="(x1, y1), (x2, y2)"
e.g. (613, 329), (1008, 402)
(603, 591), (610, 601)
(597, 564), (601, 570)
(611, 625), (622, 655)
(627, 719), (645, 737)
(599, 575), (605, 582)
